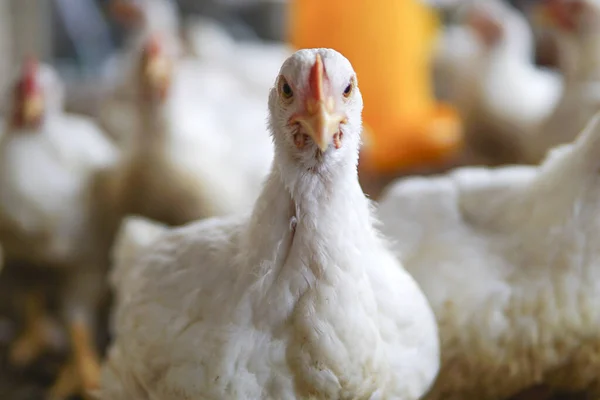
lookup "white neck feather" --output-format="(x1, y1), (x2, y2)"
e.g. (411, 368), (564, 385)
(242, 146), (377, 280)
(131, 99), (171, 154)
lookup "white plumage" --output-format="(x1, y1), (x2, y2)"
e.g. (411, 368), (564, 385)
(101, 48), (440, 400)
(378, 112), (600, 399)
(433, 2), (488, 104)
(528, 0), (600, 163)
(0, 61), (120, 399)
(440, 0), (563, 163)
(0, 63), (118, 265)
(99, 33), (273, 225)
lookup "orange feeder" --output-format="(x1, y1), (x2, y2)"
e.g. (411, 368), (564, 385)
(289, 0), (463, 173)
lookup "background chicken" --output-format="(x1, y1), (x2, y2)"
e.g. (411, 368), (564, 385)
(0, 59), (120, 400)
(99, 32), (272, 227)
(377, 111), (600, 400)
(525, 0), (600, 163)
(100, 48), (440, 400)
(438, 0), (563, 165)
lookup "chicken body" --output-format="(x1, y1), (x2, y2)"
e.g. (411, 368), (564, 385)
(101, 48), (440, 400)
(378, 113), (600, 399)
(0, 111), (116, 266)
(433, 7), (487, 105)
(0, 61), (119, 399)
(0, 63), (117, 287)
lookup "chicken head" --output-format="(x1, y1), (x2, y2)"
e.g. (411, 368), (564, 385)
(465, 6), (504, 47)
(269, 49), (363, 171)
(138, 34), (173, 102)
(11, 58), (44, 129)
(539, 0), (600, 33)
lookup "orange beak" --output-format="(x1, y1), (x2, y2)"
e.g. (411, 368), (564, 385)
(143, 36), (172, 99)
(22, 92), (44, 125)
(291, 54), (346, 152)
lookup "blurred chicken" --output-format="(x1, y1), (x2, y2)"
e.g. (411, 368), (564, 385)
(0, 59), (119, 400)
(108, 0), (183, 55)
(98, 33), (272, 227)
(100, 0), (187, 114)
(433, 2), (488, 103)
(440, 0), (563, 164)
(526, 0), (600, 163)
(378, 112), (600, 399)
(112, 0), (291, 95)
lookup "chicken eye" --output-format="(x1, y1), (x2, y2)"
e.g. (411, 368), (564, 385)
(279, 77), (294, 101)
(343, 82), (353, 98)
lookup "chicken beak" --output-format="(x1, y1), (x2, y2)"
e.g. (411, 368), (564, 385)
(291, 54), (345, 152)
(22, 92), (44, 125)
(144, 54), (171, 99)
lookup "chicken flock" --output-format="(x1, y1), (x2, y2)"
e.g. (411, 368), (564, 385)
(1, 0), (600, 399)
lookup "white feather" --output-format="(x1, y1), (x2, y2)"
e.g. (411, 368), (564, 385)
(378, 112), (600, 399)
(101, 48), (440, 400)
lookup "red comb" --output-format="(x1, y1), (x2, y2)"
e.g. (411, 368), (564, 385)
(145, 34), (162, 57)
(20, 57), (39, 95)
(309, 53), (325, 103)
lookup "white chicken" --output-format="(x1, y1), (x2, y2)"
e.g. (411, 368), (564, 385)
(0, 59), (119, 400)
(526, 0), (600, 163)
(99, 33), (272, 226)
(100, 0), (186, 113)
(442, 0), (563, 164)
(378, 111), (600, 399)
(105, 0), (289, 154)
(111, 0), (291, 98)
(100, 48), (440, 400)
(108, 0), (183, 55)
(433, 1), (488, 103)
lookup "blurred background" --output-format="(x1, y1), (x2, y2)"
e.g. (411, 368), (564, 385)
(0, 0), (592, 398)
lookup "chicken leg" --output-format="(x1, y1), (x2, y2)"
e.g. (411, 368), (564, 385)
(47, 266), (105, 400)
(9, 289), (62, 366)
(47, 318), (101, 400)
